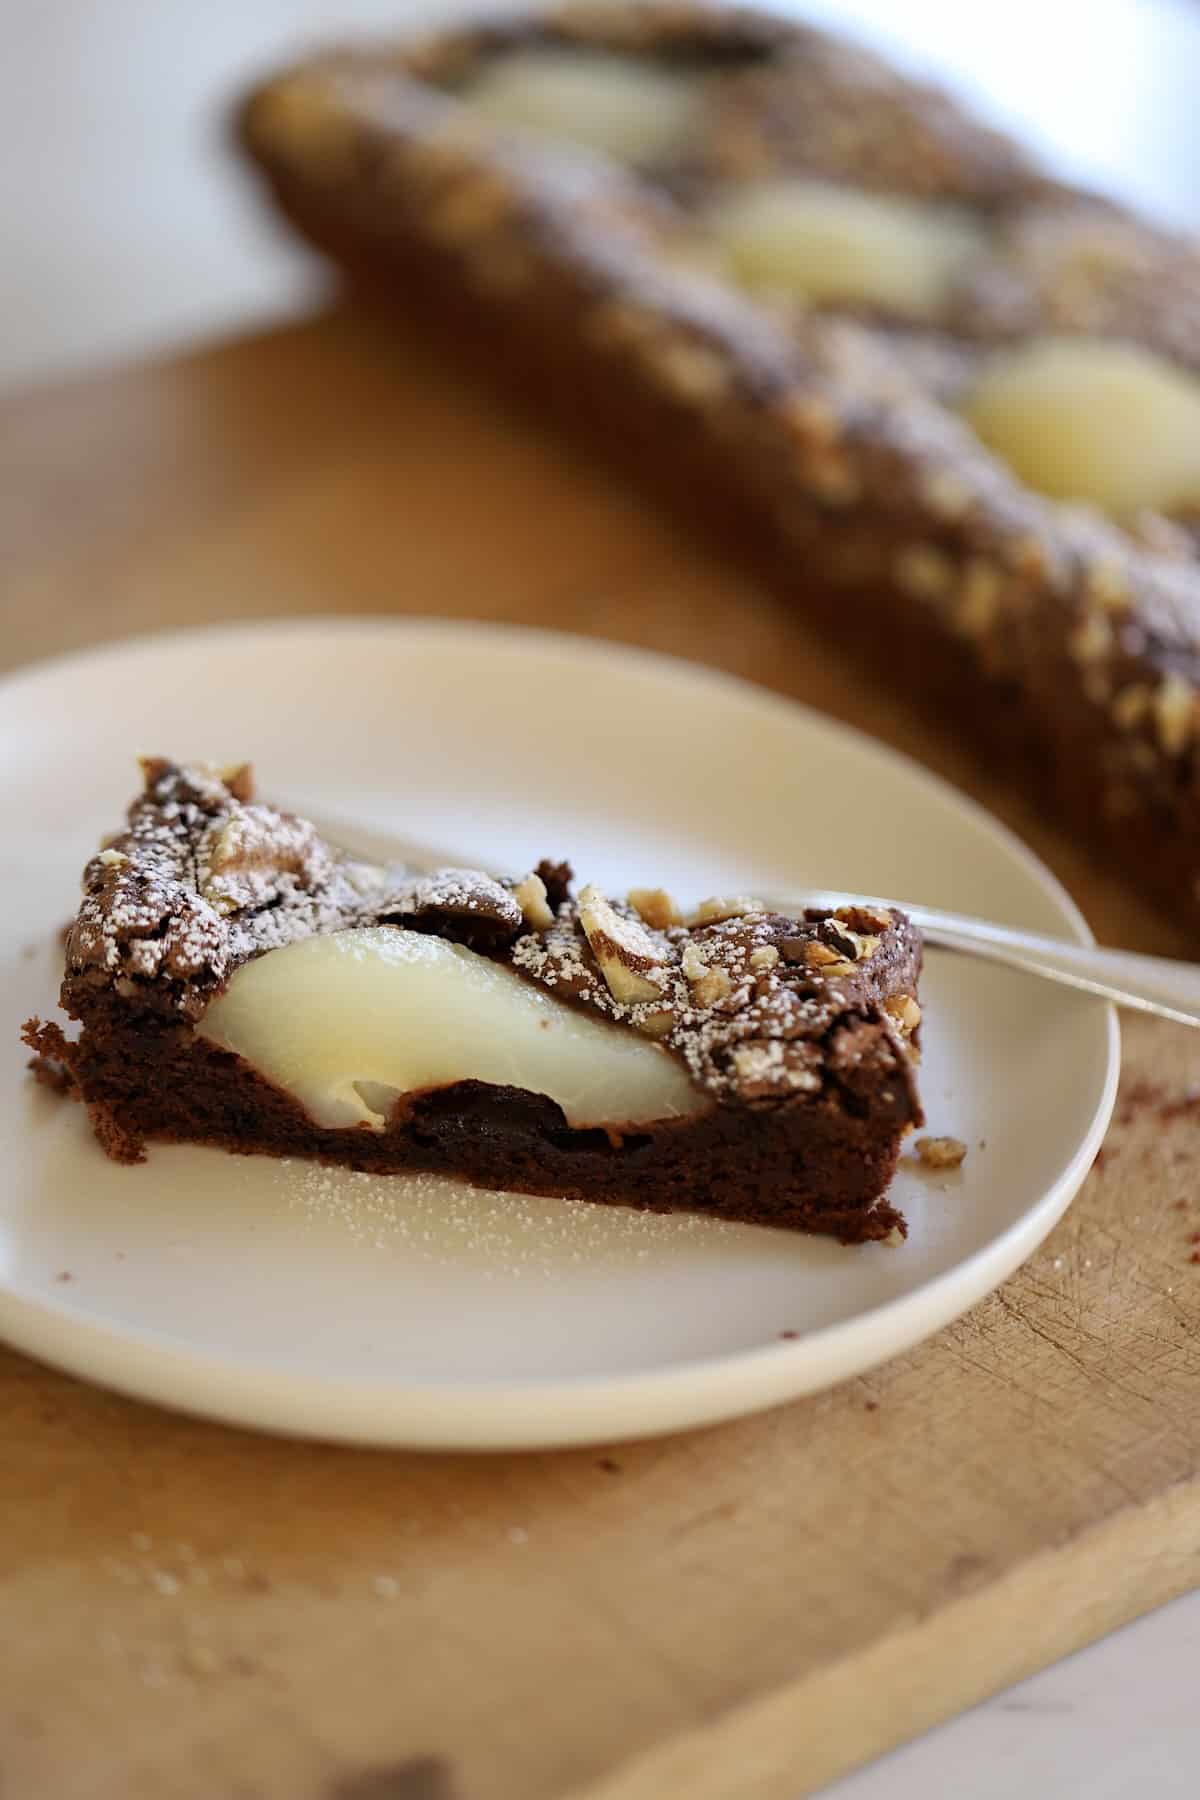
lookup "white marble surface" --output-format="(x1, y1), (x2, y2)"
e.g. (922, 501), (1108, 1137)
(3, 1), (1198, 1792)
(827, 1592), (1200, 1798)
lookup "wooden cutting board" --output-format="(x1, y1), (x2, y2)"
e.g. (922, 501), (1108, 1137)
(2, 303), (1199, 1800)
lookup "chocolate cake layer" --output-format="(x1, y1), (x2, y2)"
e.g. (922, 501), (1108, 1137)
(236, 4), (1200, 932)
(24, 761), (924, 1243)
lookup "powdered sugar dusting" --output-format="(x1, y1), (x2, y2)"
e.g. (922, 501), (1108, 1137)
(66, 761), (523, 1015)
(512, 901), (911, 1102)
(275, 1157), (735, 1277)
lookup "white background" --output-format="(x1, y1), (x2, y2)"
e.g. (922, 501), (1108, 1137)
(3, 1), (1199, 1792)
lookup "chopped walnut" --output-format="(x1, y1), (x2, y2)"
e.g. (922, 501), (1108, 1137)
(637, 1008), (675, 1040)
(896, 544), (954, 601)
(921, 468), (973, 521)
(803, 939), (854, 975)
(1111, 684), (1150, 731)
(835, 903), (893, 934)
(957, 561), (1002, 637)
(688, 895), (764, 927)
(834, 927), (882, 962)
(219, 763), (254, 804)
(885, 993), (922, 1035)
(680, 943), (710, 983)
(651, 340), (732, 404)
(729, 1038), (822, 1096)
(690, 965), (733, 1009)
(577, 884), (667, 1006)
(513, 872), (555, 932)
(749, 944), (780, 971)
(627, 887), (682, 930)
(1067, 611), (1113, 665)
(1154, 672), (1196, 757)
(196, 809), (332, 917)
(803, 939), (841, 967)
(139, 756), (251, 804)
(677, 941), (731, 1008)
(425, 174), (513, 246)
(1085, 558), (1130, 613)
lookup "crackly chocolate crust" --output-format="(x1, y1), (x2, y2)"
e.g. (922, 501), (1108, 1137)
(25, 761), (924, 1242)
(62, 758), (528, 1020)
(236, 3), (1200, 931)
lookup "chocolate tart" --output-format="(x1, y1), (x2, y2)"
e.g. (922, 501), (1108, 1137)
(237, 4), (1200, 929)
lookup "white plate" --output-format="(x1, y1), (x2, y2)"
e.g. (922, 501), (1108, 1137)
(0, 620), (1118, 1448)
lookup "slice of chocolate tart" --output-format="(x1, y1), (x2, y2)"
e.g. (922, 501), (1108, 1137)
(23, 759), (923, 1243)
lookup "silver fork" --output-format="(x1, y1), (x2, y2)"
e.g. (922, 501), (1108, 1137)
(295, 807), (1200, 1031)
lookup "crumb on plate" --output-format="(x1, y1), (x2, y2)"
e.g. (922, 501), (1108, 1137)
(915, 1135), (968, 1169)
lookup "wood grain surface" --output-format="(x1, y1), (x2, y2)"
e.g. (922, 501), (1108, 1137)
(2, 303), (1199, 1800)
